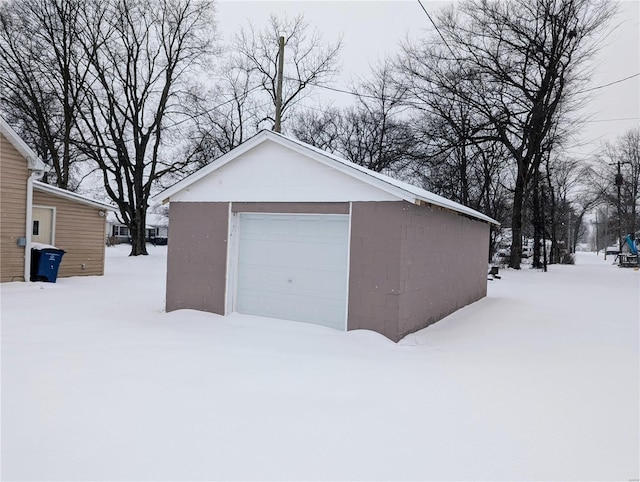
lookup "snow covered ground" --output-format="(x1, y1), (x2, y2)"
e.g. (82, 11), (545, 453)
(1, 245), (638, 481)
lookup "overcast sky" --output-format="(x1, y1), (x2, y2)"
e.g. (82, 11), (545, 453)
(216, 0), (640, 158)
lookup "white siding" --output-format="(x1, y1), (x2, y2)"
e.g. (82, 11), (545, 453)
(171, 141), (401, 203)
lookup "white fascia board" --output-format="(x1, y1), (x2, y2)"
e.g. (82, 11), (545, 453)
(151, 131), (271, 204)
(0, 116), (48, 172)
(33, 181), (115, 211)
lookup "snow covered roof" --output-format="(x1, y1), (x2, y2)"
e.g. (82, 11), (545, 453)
(0, 116), (48, 172)
(33, 181), (115, 211)
(153, 130), (500, 225)
(106, 211), (168, 228)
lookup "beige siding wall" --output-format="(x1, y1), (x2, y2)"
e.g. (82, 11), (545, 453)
(397, 202), (490, 339)
(348, 202), (403, 340)
(166, 202), (229, 314)
(33, 190), (107, 277)
(0, 133), (28, 282)
(349, 201), (490, 341)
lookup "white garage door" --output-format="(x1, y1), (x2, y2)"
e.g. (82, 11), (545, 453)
(235, 213), (350, 330)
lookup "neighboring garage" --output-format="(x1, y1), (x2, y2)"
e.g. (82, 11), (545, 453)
(153, 130), (499, 342)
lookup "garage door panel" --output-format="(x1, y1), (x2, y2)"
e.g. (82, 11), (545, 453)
(238, 265), (346, 295)
(237, 289), (347, 330)
(236, 213), (349, 330)
(240, 238), (348, 271)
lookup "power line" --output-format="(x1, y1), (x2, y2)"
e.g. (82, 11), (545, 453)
(283, 76), (381, 101)
(577, 72), (640, 94)
(583, 116), (640, 123)
(287, 77), (640, 126)
(416, 0), (458, 59)
(291, 72), (640, 105)
(415, 0), (639, 97)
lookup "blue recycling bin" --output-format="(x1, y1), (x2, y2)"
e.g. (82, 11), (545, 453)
(30, 248), (65, 282)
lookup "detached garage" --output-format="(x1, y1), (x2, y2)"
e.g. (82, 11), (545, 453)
(154, 130), (499, 342)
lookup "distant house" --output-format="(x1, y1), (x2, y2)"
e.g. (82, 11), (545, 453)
(106, 212), (168, 245)
(0, 117), (114, 282)
(153, 130), (500, 342)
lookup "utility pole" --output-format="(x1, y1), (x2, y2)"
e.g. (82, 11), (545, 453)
(594, 210), (599, 254)
(615, 160), (624, 251)
(541, 183), (547, 272)
(604, 205), (609, 260)
(274, 36), (285, 133)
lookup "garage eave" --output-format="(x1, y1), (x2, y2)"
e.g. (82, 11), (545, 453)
(413, 197), (500, 226)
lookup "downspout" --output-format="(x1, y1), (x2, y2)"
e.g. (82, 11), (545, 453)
(24, 167), (46, 282)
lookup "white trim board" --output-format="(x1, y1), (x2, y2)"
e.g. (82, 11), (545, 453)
(0, 116), (48, 172)
(33, 181), (115, 211)
(32, 205), (57, 246)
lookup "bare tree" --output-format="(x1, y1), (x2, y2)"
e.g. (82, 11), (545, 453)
(535, 155), (597, 264)
(590, 127), (640, 245)
(180, 59), (263, 172)
(233, 14), (342, 131)
(0, 0), (91, 189)
(610, 128), (640, 238)
(290, 106), (343, 153)
(292, 59), (417, 176)
(75, 0), (215, 256)
(399, 0), (616, 268)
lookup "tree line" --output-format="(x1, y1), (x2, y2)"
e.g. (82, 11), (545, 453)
(2, 0), (635, 267)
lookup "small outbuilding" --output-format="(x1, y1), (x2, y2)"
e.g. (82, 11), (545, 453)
(153, 130), (499, 341)
(0, 117), (114, 282)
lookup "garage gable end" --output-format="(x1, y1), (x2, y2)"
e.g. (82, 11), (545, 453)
(168, 139), (402, 203)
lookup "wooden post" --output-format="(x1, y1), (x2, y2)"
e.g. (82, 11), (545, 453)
(274, 35), (285, 133)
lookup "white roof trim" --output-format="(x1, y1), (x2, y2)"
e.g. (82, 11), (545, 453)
(153, 130), (500, 225)
(33, 181), (115, 211)
(0, 116), (48, 172)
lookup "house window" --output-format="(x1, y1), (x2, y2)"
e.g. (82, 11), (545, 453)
(112, 226), (129, 237)
(33, 220), (40, 235)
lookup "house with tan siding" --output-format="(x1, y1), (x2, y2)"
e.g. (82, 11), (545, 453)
(0, 117), (114, 282)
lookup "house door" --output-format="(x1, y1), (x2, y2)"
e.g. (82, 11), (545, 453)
(32, 207), (55, 244)
(235, 213), (350, 330)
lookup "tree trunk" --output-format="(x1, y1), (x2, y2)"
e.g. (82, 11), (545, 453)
(572, 212), (584, 252)
(545, 166), (559, 264)
(509, 174), (525, 269)
(532, 172), (542, 269)
(130, 207), (148, 256)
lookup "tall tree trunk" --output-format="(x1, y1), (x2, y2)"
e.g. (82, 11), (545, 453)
(509, 173), (526, 269)
(532, 172), (542, 269)
(130, 205), (148, 256)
